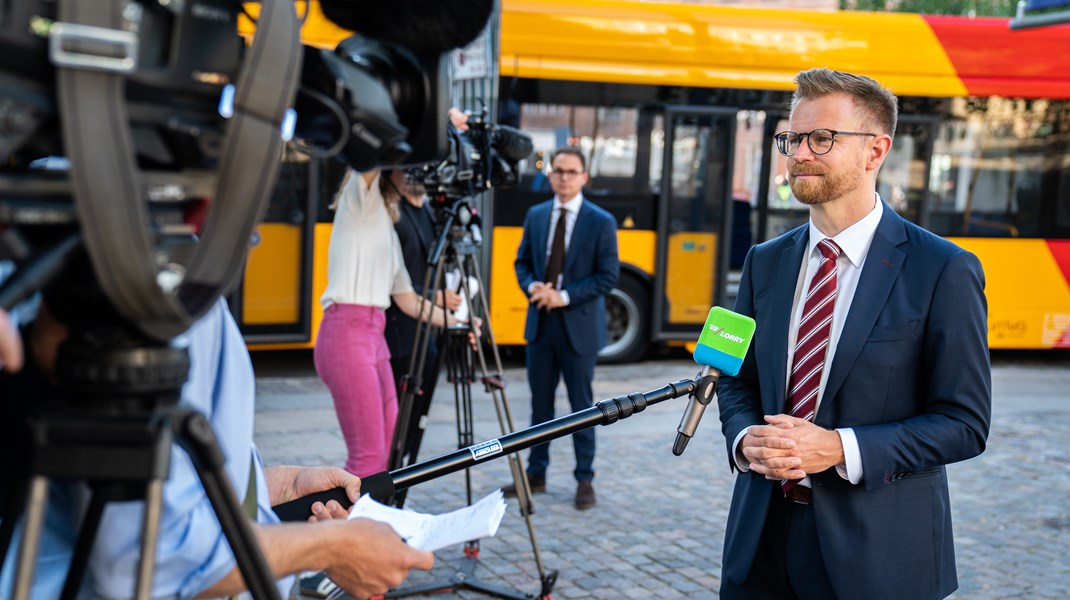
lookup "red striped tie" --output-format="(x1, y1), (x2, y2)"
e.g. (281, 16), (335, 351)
(782, 238), (841, 493)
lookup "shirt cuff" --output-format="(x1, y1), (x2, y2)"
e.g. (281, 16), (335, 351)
(835, 427), (863, 484)
(527, 282), (538, 295)
(731, 427), (752, 472)
(560, 290), (570, 305)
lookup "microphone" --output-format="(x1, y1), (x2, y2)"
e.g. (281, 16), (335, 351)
(672, 307), (755, 456)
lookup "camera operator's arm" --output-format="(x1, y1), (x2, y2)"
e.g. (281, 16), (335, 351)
(0, 309), (23, 373)
(392, 290), (458, 328)
(437, 289), (463, 311)
(196, 518), (434, 599)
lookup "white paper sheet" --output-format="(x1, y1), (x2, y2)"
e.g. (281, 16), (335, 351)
(347, 490), (507, 552)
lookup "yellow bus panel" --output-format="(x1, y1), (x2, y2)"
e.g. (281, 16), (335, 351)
(665, 232), (717, 324)
(243, 224), (302, 325)
(500, 0), (967, 97)
(951, 238), (1070, 349)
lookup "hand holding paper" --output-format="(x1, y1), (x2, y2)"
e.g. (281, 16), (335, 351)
(347, 490), (507, 552)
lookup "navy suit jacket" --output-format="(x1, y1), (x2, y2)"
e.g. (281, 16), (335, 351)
(514, 197), (619, 355)
(717, 204), (991, 599)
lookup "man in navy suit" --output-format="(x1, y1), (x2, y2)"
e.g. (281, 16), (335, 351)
(510, 147), (619, 509)
(717, 68), (991, 599)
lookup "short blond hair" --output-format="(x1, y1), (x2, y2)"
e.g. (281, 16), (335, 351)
(791, 68), (898, 136)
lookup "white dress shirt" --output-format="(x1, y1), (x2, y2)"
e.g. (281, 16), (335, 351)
(320, 172), (414, 311)
(734, 196), (884, 486)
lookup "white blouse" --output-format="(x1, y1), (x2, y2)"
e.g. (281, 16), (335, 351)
(320, 171), (414, 311)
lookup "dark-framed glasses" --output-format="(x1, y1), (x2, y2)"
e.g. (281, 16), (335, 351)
(551, 168), (584, 178)
(774, 129), (877, 157)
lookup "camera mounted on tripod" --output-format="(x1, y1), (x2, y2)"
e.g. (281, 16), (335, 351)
(0, 0), (496, 597)
(409, 109), (534, 203)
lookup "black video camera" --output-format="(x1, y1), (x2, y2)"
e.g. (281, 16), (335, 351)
(0, 0), (486, 342)
(410, 111), (534, 201)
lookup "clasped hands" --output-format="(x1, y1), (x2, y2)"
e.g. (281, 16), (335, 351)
(528, 282), (565, 311)
(740, 415), (845, 481)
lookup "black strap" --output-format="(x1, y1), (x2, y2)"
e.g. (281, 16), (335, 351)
(55, 0), (302, 341)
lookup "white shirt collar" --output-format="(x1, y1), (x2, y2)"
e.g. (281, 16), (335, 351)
(807, 193), (884, 268)
(553, 193), (584, 214)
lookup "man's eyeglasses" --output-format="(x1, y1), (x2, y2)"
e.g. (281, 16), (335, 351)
(774, 129), (877, 157)
(550, 168), (584, 178)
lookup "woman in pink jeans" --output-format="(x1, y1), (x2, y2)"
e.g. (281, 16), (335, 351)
(315, 169), (463, 477)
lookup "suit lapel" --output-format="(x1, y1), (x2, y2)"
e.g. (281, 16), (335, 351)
(821, 207), (907, 412)
(767, 229), (808, 414)
(532, 201), (552, 280)
(563, 200), (592, 277)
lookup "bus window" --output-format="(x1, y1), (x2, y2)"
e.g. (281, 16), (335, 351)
(764, 118), (809, 240)
(516, 104), (650, 195)
(928, 97), (1058, 238)
(876, 121), (930, 225)
(730, 111), (766, 269)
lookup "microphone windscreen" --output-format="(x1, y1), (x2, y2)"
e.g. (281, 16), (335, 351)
(319, 0), (495, 54)
(693, 307), (756, 376)
(492, 124), (535, 162)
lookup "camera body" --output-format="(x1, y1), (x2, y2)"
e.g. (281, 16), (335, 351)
(411, 113), (534, 201)
(295, 34), (451, 172)
(0, 0), (242, 173)
(0, 0), (465, 340)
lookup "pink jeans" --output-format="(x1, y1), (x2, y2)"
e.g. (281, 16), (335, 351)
(314, 304), (397, 476)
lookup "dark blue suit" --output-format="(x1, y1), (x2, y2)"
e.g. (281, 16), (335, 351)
(515, 196), (619, 481)
(718, 205), (991, 599)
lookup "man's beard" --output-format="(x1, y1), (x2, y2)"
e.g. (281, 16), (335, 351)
(789, 162), (863, 205)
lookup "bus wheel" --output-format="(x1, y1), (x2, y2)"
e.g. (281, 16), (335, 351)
(599, 275), (649, 364)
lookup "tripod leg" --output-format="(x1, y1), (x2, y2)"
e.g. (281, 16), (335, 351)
(135, 479), (164, 599)
(59, 491), (107, 600)
(0, 477), (27, 569)
(175, 410), (281, 600)
(11, 476), (48, 600)
(459, 253), (557, 595)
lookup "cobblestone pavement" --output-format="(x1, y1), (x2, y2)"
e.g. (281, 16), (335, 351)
(252, 352), (1070, 599)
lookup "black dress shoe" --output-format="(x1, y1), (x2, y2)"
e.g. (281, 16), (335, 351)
(575, 480), (596, 510)
(502, 473), (546, 497)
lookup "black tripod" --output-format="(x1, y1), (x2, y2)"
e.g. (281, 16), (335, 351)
(0, 323), (279, 600)
(387, 198), (556, 600)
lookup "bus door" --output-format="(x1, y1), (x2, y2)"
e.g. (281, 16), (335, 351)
(233, 151), (319, 346)
(653, 107), (737, 342)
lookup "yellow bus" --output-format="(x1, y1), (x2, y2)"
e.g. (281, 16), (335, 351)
(239, 0), (1070, 359)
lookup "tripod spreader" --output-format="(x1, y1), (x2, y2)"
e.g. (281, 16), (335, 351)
(274, 377), (698, 520)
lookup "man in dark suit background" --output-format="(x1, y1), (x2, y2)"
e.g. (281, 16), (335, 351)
(509, 147), (619, 509)
(717, 68), (991, 599)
